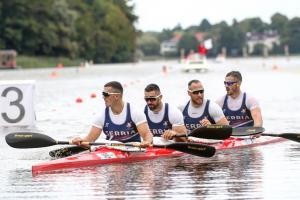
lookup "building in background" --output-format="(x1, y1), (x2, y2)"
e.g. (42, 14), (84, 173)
(160, 33), (182, 55)
(246, 30), (280, 54)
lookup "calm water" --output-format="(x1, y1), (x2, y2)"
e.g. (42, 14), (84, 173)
(1, 56), (300, 199)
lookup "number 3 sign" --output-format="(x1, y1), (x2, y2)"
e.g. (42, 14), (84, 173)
(0, 80), (36, 126)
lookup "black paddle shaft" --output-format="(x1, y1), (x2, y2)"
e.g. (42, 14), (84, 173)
(262, 133), (300, 143)
(154, 142), (216, 157)
(6, 132), (216, 158)
(231, 127), (300, 143)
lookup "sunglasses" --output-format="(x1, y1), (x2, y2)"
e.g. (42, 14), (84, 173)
(224, 81), (237, 86)
(188, 89), (204, 95)
(144, 94), (161, 102)
(102, 91), (120, 97)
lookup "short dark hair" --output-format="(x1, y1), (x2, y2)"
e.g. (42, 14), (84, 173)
(226, 71), (242, 82)
(104, 81), (123, 94)
(145, 83), (160, 93)
(188, 79), (200, 87)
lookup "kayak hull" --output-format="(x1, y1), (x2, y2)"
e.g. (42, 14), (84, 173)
(32, 136), (285, 175)
(32, 147), (183, 175)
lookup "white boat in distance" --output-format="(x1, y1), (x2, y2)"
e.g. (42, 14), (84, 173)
(181, 54), (209, 73)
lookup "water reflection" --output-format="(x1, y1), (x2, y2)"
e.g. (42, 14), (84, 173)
(164, 148), (264, 199)
(25, 148), (265, 199)
(2, 138), (299, 199)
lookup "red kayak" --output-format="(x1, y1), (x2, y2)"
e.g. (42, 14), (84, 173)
(32, 136), (285, 175)
(32, 146), (183, 175)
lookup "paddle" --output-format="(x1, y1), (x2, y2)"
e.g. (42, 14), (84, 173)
(232, 127), (300, 143)
(175, 125), (232, 140)
(232, 126), (265, 136)
(5, 132), (216, 158)
(50, 125), (232, 158)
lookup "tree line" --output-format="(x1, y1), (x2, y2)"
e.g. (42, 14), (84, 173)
(137, 13), (300, 57)
(1, 1), (299, 63)
(0, 0), (137, 63)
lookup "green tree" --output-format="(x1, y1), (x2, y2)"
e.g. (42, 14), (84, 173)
(270, 13), (288, 34)
(0, 0), (138, 63)
(83, 0), (136, 63)
(112, 0), (137, 23)
(286, 17), (300, 53)
(0, 1), (3, 48)
(158, 29), (174, 42)
(51, 0), (79, 58)
(198, 19), (211, 31)
(177, 33), (198, 56)
(0, 1), (31, 52)
(270, 13), (289, 49)
(239, 17), (268, 33)
(137, 33), (160, 56)
(217, 23), (245, 56)
(172, 23), (183, 32)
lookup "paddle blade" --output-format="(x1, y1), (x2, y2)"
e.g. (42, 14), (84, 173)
(49, 146), (88, 158)
(262, 133), (300, 143)
(232, 127), (265, 136)
(5, 132), (57, 148)
(189, 125), (232, 139)
(160, 142), (216, 157)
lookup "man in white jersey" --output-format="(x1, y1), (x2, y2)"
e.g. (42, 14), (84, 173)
(216, 71), (263, 127)
(144, 83), (187, 142)
(72, 81), (153, 148)
(179, 80), (228, 133)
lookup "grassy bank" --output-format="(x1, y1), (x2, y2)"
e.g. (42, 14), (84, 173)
(17, 55), (84, 69)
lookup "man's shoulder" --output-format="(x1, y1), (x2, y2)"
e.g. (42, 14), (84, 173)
(208, 100), (221, 107)
(176, 101), (190, 111)
(216, 95), (226, 106)
(166, 103), (182, 113)
(127, 102), (143, 110)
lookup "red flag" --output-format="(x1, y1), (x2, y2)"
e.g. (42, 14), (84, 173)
(198, 44), (207, 55)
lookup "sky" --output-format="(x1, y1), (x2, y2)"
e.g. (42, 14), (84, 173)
(130, 0), (300, 32)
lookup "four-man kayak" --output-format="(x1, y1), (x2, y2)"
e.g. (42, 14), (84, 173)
(32, 136), (285, 175)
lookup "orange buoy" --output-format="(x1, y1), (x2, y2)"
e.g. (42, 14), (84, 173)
(76, 97), (83, 103)
(90, 93), (97, 98)
(56, 63), (64, 68)
(162, 65), (167, 74)
(50, 71), (58, 77)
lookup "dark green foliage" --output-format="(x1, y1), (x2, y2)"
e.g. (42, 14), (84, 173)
(139, 13), (300, 57)
(137, 33), (160, 56)
(286, 17), (300, 53)
(0, 0), (137, 63)
(177, 33), (198, 56)
(1, 1), (300, 62)
(216, 23), (245, 56)
(252, 43), (265, 56)
(198, 19), (211, 31)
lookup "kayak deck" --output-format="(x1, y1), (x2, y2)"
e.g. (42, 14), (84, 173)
(32, 136), (285, 175)
(214, 136), (285, 150)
